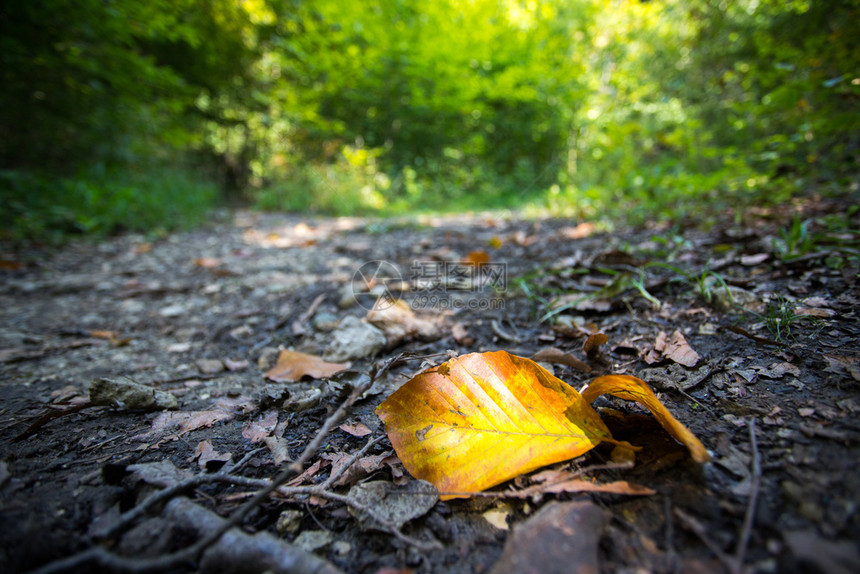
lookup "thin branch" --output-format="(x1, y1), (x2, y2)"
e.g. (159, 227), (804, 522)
(674, 508), (733, 572)
(732, 417), (761, 574)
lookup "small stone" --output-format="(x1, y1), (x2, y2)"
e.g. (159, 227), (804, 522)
(159, 304), (186, 317)
(324, 316), (386, 362)
(331, 541), (351, 555)
(282, 386), (323, 412)
(489, 501), (608, 574)
(294, 529), (333, 552)
(195, 359), (224, 374)
(312, 312), (340, 332)
(89, 377), (178, 410)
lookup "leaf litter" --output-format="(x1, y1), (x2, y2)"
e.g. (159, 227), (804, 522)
(2, 203), (859, 574)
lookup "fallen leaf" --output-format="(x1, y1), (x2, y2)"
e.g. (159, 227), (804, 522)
(757, 362), (801, 379)
(286, 459), (327, 487)
(795, 307), (835, 318)
(654, 330), (701, 367)
(323, 451), (389, 486)
(190, 439), (232, 469)
(133, 394), (254, 445)
(263, 436), (291, 464)
(376, 351), (708, 499)
(451, 322), (474, 346)
(0, 259), (23, 270)
(196, 358), (224, 374)
(242, 410), (280, 443)
(376, 351), (613, 498)
(339, 422), (372, 437)
(264, 350), (350, 382)
(223, 358), (249, 371)
(740, 253), (770, 266)
(463, 250), (490, 264)
(823, 354), (860, 381)
(532, 347), (591, 373)
(580, 374), (710, 463)
(193, 257), (221, 268)
(527, 478), (654, 497)
(560, 222), (596, 239)
(583, 332), (609, 357)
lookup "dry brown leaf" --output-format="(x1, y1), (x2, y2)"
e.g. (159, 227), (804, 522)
(193, 256), (221, 268)
(463, 250), (490, 264)
(366, 299), (445, 347)
(532, 347), (591, 373)
(264, 350), (350, 382)
(190, 440), (232, 469)
(654, 330), (700, 367)
(583, 332), (609, 357)
(263, 436), (291, 465)
(451, 322), (475, 346)
(823, 354), (860, 381)
(146, 409), (234, 437)
(339, 422), (372, 437)
(560, 222), (596, 239)
(523, 477), (654, 497)
(242, 410), (279, 443)
(324, 451), (389, 486)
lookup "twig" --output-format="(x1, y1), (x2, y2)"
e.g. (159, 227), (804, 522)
(732, 417), (761, 574)
(322, 435), (384, 488)
(674, 508), (733, 571)
(491, 319), (523, 343)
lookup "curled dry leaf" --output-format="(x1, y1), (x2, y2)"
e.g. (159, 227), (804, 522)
(190, 439), (232, 469)
(376, 351), (709, 499)
(653, 330), (701, 367)
(581, 374), (710, 463)
(583, 332), (609, 357)
(264, 350), (350, 382)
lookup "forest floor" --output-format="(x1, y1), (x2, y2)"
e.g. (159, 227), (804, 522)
(1, 195), (858, 574)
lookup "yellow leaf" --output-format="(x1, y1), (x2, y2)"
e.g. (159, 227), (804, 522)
(580, 375), (710, 463)
(264, 350), (350, 382)
(375, 351), (612, 499)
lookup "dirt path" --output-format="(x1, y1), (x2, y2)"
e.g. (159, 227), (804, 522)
(1, 203), (858, 573)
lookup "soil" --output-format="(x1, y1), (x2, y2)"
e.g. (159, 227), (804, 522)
(1, 198), (858, 574)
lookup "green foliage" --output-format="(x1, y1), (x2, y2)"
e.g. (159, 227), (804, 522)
(0, 167), (217, 243)
(2, 0), (857, 238)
